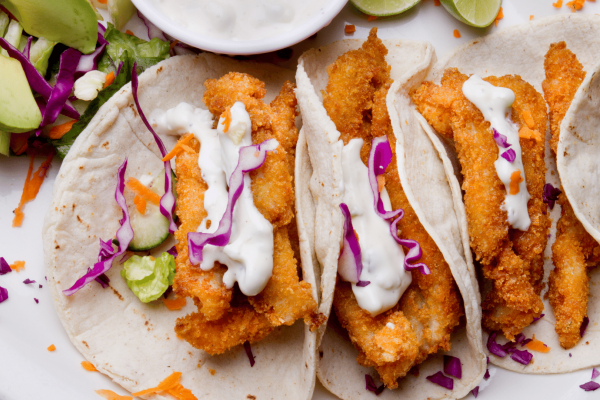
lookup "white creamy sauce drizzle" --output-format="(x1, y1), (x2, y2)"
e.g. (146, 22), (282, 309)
(340, 139), (412, 317)
(149, 0), (329, 42)
(462, 75), (531, 231)
(152, 101), (274, 296)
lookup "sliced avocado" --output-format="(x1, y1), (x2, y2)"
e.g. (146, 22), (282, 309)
(0, 55), (42, 133)
(0, 0), (98, 54)
(107, 0), (135, 31)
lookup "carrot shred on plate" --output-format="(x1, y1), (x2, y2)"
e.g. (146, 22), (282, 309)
(125, 178), (161, 205)
(10, 131), (30, 155)
(132, 372), (182, 396)
(125, 30), (134, 36)
(162, 133), (194, 162)
(133, 195), (147, 215)
(453, 29), (461, 38)
(97, 0), (107, 3)
(566, 0), (585, 11)
(163, 296), (187, 310)
(345, 24), (356, 34)
(104, 71), (115, 89)
(10, 260), (25, 272)
(494, 7), (504, 26)
(13, 150), (55, 227)
(47, 344), (56, 351)
(94, 389), (132, 400)
(434, 0), (441, 5)
(367, 15), (377, 21)
(167, 384), (198, 400)
(509, 170), (524, 195)
(526, 334), (551, 353)
(530, 15), (535, 20)
(553, 0), (563, 7)
(48, 120), (77, 139)
(81, 361), (98, 371)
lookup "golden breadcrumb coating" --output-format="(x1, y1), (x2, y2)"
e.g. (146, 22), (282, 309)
(542, 41), (586, 155)
(326, 29), (462, 389)
(174, 73), (318, 354)
(412, 69), (549, 340)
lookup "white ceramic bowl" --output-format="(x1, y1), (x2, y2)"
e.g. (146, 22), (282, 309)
(131, 0), (348, 55)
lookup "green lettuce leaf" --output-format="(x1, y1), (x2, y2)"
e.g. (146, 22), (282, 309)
(121, 252), (176, 303)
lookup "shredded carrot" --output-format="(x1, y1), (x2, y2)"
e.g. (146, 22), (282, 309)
(163, 296), (187, 310)
(13, 150), (55, 227)
(494, 7), (504, 26)
(125, 178), (161, 205)
(434, 0), (441, 5)
(222, 107), (232, 133)
(94, 389), (132, 400)
(519, 126), (542, 142)
(566, 0), (585, 10)
(9, 131), (30, 155)
(176, 334), (183, 340)
(133, 195), (147, 215)
(97, 0), (107, 3)
(367, 15), (377, 21)
(125, 30), (134, 36)
(522, 107), (535, 128)
(530, 15), (534, 20)
(81, 361), (98, 371)
(47, 344), (56, 351)
(132, 372), (183, 396)
(377, 175), (385, 193)
(162, 133), (194, 162)
(354, 229), (359, 242)
(170, 40), (180, 53)
(526, 334), (551, 353)
(48, 120), (77, 139)
(509, 170), (524, 195)
(167, 384), (198, 400)
(553, 0), (563, 7)
(345, 24), (356, 34)
(453, 29), (461, 38)
(10, 260), (25, 272)
(104, 71), (115, 89)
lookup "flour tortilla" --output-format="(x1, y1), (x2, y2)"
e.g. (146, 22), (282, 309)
(42, 54), (319, 399)
(295, 39), (485, 399)
(403, 14), (600, 373)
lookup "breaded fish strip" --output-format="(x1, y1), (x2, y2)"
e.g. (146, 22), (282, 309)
(542, 41), (586, 155)
(542, 42), (600, 348)
(412, 69), (549, 339)
(326, 29), (462, 389)
(174, 74), (318, 353)
(173, 138), (233, 321)
(549, 193), (600, 349)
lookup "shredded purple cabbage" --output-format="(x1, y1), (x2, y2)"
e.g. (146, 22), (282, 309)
(23, 279), (36, 284)
(487, 332), (507, 358)
(131, 62), (177, 234)
(41, 48), (81, 127)
(23, 36), (32, 59)
(390, 214), (431, 275)
(580, 381), (600, 391)
(484, 369), (490, 380)
(0, 257), (12, 275)
(39, 284), (42, 288)
(0, 38), (80, 120)
(166, 246), (178, 257)
(501, 148), (516, 163)
(137, 10), (168, 41)
(426, 371), (453, 390)
(592, 368), (599, 380)
(243, 341), (255, 367)
(443, 355), (462, 379)
(338, 203), (364, 285)
(581, 316), (589, 337)
(472, 386), (479, 398)
(188, 139), (278, 265)
(63, 160), (134, 296)
(34, 298), (39, 304)
(510, 349), (533, 365)
(493, 128), (510, 148)
(368, 136), (403, 221)
(0, 286), (8, 303)
(365, 374), (384, 395)
(95, 273), (110, 288)
(543, 184), (561, 210)
(75, 32), (107, 79)
(356, 280), (371, 287)
(532, 313), (545, 323)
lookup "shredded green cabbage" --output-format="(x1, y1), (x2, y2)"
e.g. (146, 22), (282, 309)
(121, 252), (175, 303)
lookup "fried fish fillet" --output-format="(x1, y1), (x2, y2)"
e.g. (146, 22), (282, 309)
(173, 73), (318, 355)
(412, 69), (549, 340)
(327, 28), (462, 389)
(542, 42), (600, 349)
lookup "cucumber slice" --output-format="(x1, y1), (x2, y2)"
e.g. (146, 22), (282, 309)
(128, 173), (174, 251)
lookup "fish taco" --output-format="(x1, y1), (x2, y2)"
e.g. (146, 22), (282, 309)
(43, 53), (323, 399)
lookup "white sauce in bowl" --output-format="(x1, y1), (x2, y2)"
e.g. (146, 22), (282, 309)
(148, 0), (330, 41)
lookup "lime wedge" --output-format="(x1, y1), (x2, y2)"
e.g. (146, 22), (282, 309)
(439, 0), (502, 28)
(349, 0), (421, 16)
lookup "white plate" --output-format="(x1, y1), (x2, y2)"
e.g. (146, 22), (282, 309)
(2, 1), (600, 399)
